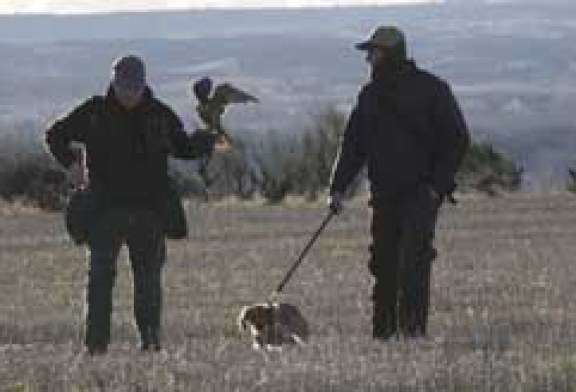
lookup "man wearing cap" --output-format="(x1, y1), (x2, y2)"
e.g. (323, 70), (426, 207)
(328, 26), (470, 340)
(46, 55), (218, 354)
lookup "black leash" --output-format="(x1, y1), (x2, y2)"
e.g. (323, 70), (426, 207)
(271, 210), (335, 298)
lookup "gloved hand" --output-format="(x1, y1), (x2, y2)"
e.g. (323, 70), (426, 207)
(190, 130), (218, 157)
(214, 134), (233, 153)
(328, 192), (344, 214)
(67, 159), (88, 190)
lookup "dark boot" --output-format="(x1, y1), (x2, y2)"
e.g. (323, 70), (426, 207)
(373, 325), (397, 341)
(372, 310), (398, 341)
(86, 343), (108, 356)
(140, 326), (161, 351)
(372, 281), (398, 341)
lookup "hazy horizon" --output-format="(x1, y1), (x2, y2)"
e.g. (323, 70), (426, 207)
(0, 0), (437, 15)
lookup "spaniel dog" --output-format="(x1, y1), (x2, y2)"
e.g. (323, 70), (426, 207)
(238, 302), (309, 350)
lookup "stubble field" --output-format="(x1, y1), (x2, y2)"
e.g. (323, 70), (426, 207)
(1, 193), (576, 391)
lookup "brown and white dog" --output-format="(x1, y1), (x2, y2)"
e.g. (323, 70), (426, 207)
(237, 302), (309, 350)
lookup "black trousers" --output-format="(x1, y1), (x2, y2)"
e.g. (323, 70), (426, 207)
(369, 186), (440, 338)
(86, 206), (166, 348)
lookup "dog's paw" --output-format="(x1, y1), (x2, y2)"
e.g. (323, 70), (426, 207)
(291, 334), (307, 345)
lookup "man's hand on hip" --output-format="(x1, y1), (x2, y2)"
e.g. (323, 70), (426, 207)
(67, 160), (88, 190)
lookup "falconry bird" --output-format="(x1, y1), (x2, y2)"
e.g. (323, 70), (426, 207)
(191, 77), (258, 190)
(192, 77), (258, 144)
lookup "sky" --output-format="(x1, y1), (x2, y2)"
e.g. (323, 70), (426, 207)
(0, 0), (435, 14)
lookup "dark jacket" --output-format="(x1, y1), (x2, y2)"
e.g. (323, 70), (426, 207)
(46, 86), (212, 207)
(330, 61), (470, 199)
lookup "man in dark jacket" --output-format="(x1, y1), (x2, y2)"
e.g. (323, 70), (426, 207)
(328, 26), (470, 340)
(46, 55), (217, 354)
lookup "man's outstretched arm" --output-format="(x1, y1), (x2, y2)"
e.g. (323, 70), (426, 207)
(166, 110), (217, 160)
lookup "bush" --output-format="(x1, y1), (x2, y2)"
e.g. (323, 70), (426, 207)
(0, 111), (525, 209)
(252, 134), (303, 203)
(568, 169), (576, 193)
(169, 138), (262, 201)
(250, 106), (348, 203)
(0, 151), (68, 210)
(201, 140), (260, 200)
(295, 106), (348, 199)
(457, 141), (523, 195)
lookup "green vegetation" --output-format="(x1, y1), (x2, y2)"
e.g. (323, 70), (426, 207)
(0, 108), (526, 209)
(457, 141), (523, 195)
(251, 106), (347, 203)
(567, 169), (576, 193)
(0, 150), (67, 210)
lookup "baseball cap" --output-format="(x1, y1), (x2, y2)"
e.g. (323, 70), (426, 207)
(355, 26), (406, 51)
(111, 55), (146, 90)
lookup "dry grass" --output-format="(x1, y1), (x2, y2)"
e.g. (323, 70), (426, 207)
(1, 193), (576, 391)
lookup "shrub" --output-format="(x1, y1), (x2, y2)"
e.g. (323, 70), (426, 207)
(295, 106), (348, 199)
(0, 111), (525, 209)
(250, 133), (299, 203)
(0, 151), (68, 210)
(169, 138), (261, 201)
(457, 141), (523, 195)
(568, 169), (576, 193)
(201, 140), (260, 200)
(250, 106), (349, 203)
(168, 162), (209, 200)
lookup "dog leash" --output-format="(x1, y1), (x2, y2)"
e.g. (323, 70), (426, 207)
(270, 210), (335, 300)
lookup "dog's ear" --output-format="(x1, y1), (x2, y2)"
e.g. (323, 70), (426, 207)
(237, 306), (249, 330)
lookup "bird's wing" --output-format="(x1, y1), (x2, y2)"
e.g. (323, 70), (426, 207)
(213, 83), (258, 107)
